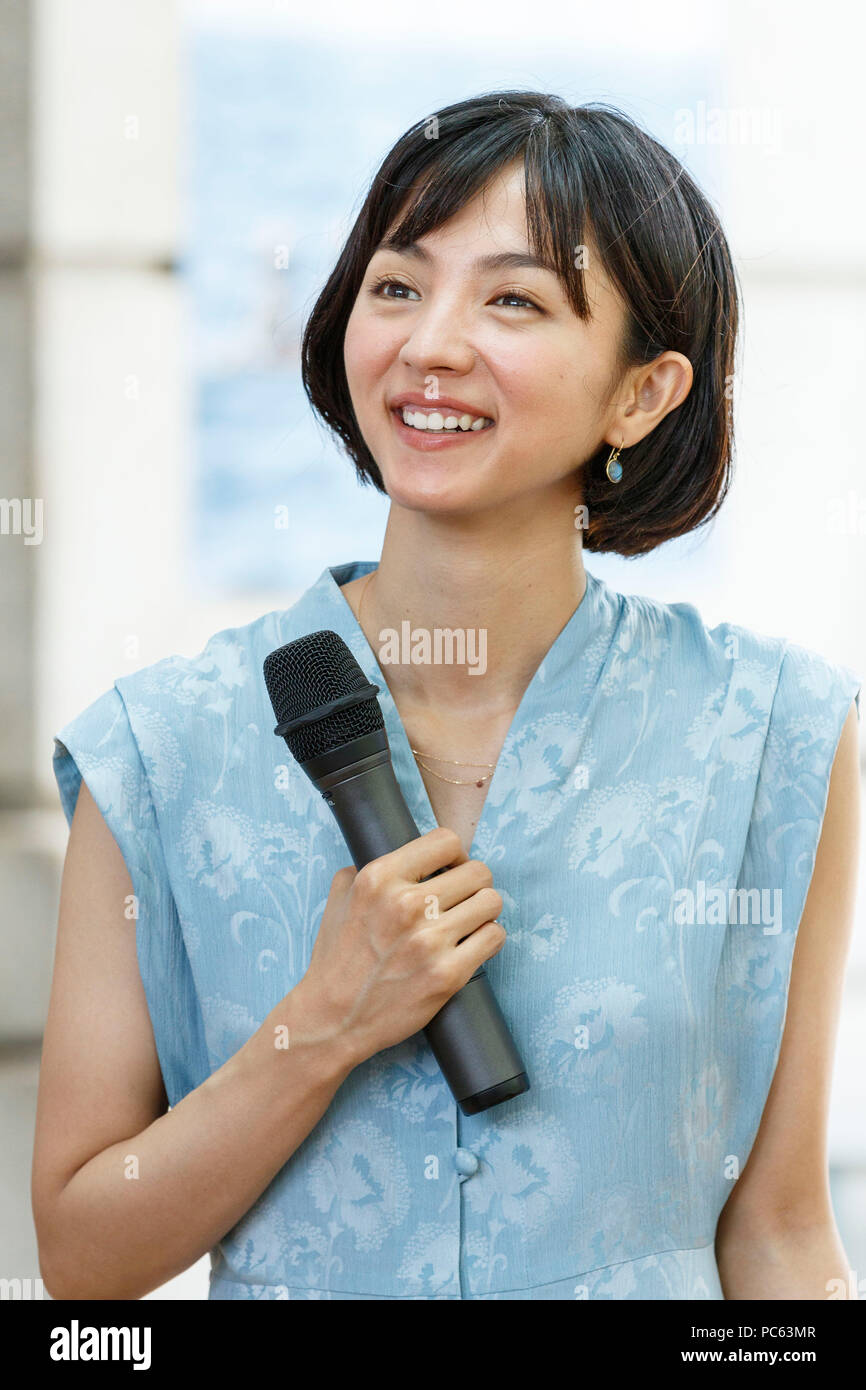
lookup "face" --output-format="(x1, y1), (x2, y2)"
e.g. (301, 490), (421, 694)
(342, 159), (631, 518)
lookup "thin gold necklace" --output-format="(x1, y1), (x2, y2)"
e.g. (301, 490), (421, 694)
(411, 753), (497, 788)
(356, 566), (498, 788)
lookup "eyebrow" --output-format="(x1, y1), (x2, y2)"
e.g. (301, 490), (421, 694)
(372, 238), (559, 277)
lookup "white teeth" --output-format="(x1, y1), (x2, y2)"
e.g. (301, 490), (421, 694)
(400, 406), (492, 433)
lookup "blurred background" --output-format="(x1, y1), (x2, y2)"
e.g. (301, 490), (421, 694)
(1, 0), (864, 1299)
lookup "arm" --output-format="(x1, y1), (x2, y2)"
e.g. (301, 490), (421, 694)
(31, 780), (358, 1301)
(714, 700), (861, 1299)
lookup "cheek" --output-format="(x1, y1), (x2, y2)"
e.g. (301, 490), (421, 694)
(343, 307), (397, 393)
(487, 339), (600, 424)
(342, 310), (367, 389)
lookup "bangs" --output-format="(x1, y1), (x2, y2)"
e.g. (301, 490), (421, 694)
(371, 118), (595, 322)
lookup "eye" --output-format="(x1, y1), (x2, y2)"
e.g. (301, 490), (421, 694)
(492, 289), (542, 311)
(368, 275), (420, 301)
(367, 275), (543, 312)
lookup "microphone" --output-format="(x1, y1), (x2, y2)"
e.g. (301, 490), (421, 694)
(262, 629), (530, 1115)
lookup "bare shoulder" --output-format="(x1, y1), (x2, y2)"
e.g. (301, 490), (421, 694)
(32, 779), (168, 1221)
(717, 699), (861, 1239)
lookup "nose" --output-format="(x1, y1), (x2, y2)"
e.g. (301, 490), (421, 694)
(398, 294), (478, 378)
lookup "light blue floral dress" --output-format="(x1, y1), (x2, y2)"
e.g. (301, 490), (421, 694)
(52, 561), (861, 1300)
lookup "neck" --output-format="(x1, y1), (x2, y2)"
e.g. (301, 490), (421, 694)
(355, 493), (588, 717)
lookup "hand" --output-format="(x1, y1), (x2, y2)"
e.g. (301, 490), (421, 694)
(291, 827), (506, 1065)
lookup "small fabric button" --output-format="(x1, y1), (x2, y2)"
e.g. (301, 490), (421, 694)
(455, 1147), (479, 1178)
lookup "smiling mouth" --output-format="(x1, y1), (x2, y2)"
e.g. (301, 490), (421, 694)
(392, 406), (495, 435)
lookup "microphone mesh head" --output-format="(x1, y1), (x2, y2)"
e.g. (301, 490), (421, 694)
(263, 629), (384, 762)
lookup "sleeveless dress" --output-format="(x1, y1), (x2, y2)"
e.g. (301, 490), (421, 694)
(52, 561), (861, 1300)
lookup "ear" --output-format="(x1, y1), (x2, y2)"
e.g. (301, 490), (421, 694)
(609, 351), (693, 448)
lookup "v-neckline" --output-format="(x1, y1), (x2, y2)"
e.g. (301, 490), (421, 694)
(321, 559), (604, 861)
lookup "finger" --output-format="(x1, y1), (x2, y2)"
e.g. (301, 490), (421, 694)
(450, 920), (507, 984)
(437, 887), (503, 946)
(386, 826), (468, 884)
(328, 864), (357, 897)
(414, 859), (495, 916)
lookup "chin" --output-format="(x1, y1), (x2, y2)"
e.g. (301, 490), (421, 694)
(378, 466), (489, 517)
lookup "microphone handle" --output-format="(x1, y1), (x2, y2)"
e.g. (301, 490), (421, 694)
(304, 735), (530, 1115)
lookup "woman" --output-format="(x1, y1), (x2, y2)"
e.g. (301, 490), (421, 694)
(33, 91), (861, 1301)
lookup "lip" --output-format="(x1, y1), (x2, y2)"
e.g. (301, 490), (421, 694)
(389, 406), (494, 451)
(389, 391), (494, 420)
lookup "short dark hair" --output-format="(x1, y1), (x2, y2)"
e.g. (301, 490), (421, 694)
(301, 90), (740, 557)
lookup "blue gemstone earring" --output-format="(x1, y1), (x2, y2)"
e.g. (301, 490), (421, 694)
(605, 439), (625, 483)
